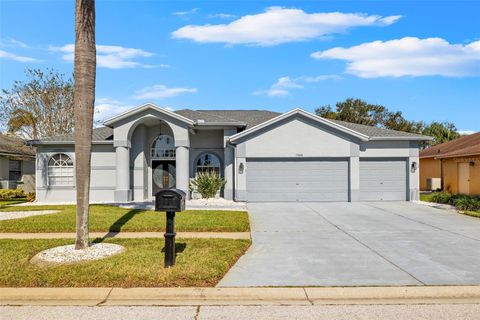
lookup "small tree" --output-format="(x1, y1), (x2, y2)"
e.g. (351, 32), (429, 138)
(422, 121), (460, 146)
(0, 68), (74, 139)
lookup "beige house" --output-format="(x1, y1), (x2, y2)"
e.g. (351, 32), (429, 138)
(420, 132), (480, 195)
(0, 134), (36, 193)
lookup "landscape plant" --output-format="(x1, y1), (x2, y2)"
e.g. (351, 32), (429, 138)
(190, 171), (226, 199)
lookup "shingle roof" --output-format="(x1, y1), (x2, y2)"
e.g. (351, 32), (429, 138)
(420, 132), (480, 158)
(39, 127), (113, 142)
(174, 109), (281, 128)
(0, 134), (35, 157)
(33, 108), (431, 143)
(328, 119), (431, 139)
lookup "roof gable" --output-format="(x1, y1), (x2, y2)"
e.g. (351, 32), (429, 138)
(103, 103), (194, 127)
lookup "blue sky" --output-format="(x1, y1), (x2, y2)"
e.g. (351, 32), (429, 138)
(0, 0), (479, 132)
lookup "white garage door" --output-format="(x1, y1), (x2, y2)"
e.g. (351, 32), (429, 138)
(246, 159), (349, 202)
(359, 159), (407, 201)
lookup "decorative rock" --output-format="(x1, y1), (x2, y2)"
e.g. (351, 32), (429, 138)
(31, 243), (125, 265)
(0, 210), (59, 221)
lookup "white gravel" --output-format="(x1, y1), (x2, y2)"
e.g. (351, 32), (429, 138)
(186, 198), (247, 211)
(0, 210), (59, 221)
(31, 243), (125, 265)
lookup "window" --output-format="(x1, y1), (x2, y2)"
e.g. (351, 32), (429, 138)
(9, 160), (22, 181)
(151, 135), (175, 158)
(48, 153), (74, 186)
(196, 153), (221, 174)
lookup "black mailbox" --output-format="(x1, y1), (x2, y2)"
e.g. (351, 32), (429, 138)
(154, 189), (186, 268)
(155, 189), (186, 212)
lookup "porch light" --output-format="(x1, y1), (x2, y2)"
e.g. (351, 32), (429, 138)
(239, 162), (244, 174)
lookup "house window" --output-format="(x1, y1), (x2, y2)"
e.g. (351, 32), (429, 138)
(9, 160), (22, 181)
(151, 135), (175, 159)
(48, 153), (74, 186)
(196, 153), (221, 174)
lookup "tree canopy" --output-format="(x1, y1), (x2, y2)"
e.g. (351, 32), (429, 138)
(315, 98), (460, 146)
(0, 68), (75, 140)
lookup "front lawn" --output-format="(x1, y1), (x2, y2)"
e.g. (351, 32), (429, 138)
(0, 238), (250, 287)
(420, 193), (434, 202)
(0, 205), (250, 233)
(0, 198), (27, 208)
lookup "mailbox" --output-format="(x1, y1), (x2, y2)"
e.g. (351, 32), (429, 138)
(154, 189), (186, 268)
(155, 189), (186, 212)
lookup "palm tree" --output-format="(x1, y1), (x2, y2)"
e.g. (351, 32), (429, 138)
(73, 0), (96, 249)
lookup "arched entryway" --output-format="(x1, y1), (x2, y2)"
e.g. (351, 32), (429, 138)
(151, 134), (176, 195)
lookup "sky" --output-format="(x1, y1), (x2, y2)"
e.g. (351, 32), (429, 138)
(0, 0), (479, 133)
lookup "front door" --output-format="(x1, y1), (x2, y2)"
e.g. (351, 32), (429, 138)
(152, 160), (176, 196)
(458, 162), (470, 195)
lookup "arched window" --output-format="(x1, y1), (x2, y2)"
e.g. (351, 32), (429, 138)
(151, 135), (175, 158)
(196, 153), (221, 174)
(48, 153), (74, 186)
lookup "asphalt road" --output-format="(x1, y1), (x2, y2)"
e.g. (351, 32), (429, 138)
(2, 305), (480, 320)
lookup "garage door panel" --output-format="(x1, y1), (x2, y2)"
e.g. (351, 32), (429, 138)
(246, 159), (349, 202)
(360, 159), (407, 201)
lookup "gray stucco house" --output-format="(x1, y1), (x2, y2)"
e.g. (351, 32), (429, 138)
(31, 103), (431, 203)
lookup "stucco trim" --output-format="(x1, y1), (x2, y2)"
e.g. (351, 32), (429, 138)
(369, 136), (433, 141)
(103, 103), (194, 127)
(228, 108), (370, 143)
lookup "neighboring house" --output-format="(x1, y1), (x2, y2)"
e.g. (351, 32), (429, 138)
(30, 103), (431, 203)
(420, 132), (480, 195)
(0, 133), (36, 193)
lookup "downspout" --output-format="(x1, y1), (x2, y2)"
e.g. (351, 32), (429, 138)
(440, 158), (444, 191)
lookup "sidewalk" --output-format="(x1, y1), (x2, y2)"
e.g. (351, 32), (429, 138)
(0, 232), (250, 240)
(2, 286), (480, 306)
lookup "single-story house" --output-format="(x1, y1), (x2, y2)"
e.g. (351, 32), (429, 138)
(420, 132), (480, 195)
(30, 103), (431, 203)
(0, 133), (36, 192)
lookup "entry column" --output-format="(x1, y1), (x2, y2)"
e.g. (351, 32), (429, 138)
(175, 146), (190, 197)
(114, 142), (132, 202)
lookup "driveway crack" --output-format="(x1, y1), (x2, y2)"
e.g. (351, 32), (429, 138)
(303, 203), (426, 285)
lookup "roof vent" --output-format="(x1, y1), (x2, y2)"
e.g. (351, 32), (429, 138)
(197, 119), (205, 124)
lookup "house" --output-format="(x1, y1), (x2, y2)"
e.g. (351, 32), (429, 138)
(30, 103), (431, 203)
(420, 132), (480, 195)
(0, 133), (36, 192)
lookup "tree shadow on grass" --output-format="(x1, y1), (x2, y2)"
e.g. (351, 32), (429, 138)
(92, 209), (144, 244)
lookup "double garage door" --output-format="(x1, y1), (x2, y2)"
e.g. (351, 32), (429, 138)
(246, 158), (407, 202)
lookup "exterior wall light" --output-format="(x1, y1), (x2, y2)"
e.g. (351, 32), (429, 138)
(470, 161), (476, 166)
(411, 161), (418, 173)
(239, 162), (244, 174)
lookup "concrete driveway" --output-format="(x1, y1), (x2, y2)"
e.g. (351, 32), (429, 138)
(218, 202), (480, 287)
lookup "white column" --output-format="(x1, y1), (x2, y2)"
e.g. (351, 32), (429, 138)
(175, 146), (190, 197)
(223, 146), (234, 200)
(114, 145), (132, 202)
(349, 156), (360, 202)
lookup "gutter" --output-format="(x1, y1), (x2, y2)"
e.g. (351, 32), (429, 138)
(29, 140), (113, 146)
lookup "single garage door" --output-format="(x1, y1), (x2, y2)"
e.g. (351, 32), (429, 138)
(359, 159), (407, 201)
(246, 158), (349, 202)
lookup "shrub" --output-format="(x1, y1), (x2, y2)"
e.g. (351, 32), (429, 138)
(189, 171), (226, 199)
(453, 196), (480, 211)
(26, 192), (36, 202)
(0, 189), (26, 200)
(430, 191), (454, 204)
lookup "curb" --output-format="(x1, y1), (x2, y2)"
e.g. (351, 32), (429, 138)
(2, 286), (480, 306)
(0, 232), (251, 240)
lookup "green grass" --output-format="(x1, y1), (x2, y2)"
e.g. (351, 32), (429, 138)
(0, 198), (27, 208)
(0, 205), (250, 233)
(462, 211), (480, 219)
(420, 193), (434, 202)
(0, 238), (250, 287)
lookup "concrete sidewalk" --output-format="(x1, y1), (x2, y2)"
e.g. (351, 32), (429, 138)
(2, 286), (480, 306)
(0, 232), (250, 240)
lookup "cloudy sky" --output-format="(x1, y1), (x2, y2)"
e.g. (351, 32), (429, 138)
(0, 1), (479, 132)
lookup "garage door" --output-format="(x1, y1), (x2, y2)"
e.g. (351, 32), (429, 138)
(359, 159), (407, 201)
(246, 159), (349, 202)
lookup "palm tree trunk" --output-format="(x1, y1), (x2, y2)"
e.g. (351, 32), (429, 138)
(74, 0), (96, 250)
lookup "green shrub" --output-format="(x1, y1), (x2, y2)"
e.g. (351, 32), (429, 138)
(430, 191), (454, 204)
(26, 192), (36, 202)
(453, 196), (480, 211)
(189, 171), (226, 199)
(0, 189), (26, 200)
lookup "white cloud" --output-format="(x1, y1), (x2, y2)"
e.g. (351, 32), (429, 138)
(312, 37), (480, 78)
(0, 38), (29, 48)
(95, 99), (132, 124)
(0, 49), (37, 62)
(133, 84), (197, 100)
(51, 44), (155, 69)
(172, 7), (401, 46)
(459, 130), (477, 135)
(254, 75), (341, 97)
(172, 8), (199, 16)
(209, 13), (236, 19)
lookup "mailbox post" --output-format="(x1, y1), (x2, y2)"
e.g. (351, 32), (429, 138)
(155, 189), (186, 268)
